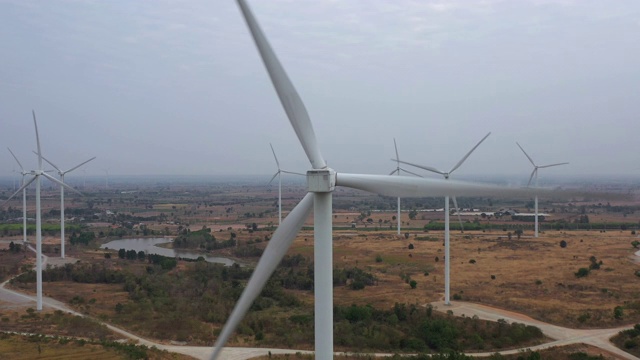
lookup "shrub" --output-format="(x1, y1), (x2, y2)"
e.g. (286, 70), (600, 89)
(560, 240), (567, 248)
(408, 243), (414, 250)
(491, 275), (496, 280)
(614, 306), (624, 320)
(469, 259), (476, 264)
(575, 268), (590, 278)
(375, 255), (383, 263)
(409, 280), (417, 289)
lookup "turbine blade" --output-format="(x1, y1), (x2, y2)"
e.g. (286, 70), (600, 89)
(516, 142), (536, 167)
(237, 0), (326, 169)
(389, 169), (398, 176)
(280, 170), (305, 176)
(268, 171), (279, 185)
(527, 168), (537, 187)
(449, 132), (491, 174)
(399, 168), (424, 178)
(7, 148), (25, 172)
(210, 192), (314, 360)
(269, 143), (281, 169)
(65, 156), (96, 174)
(393, 159), (445, 176)
(538, 162), (569, 169)
(393, 138), (400, 164)
(33, 110), (42, 170)
(37, 152), (61, 173)
(41, 173), (83, 196)
(337, 173), (546, 198)
(1, 176), (36, 206)
(452, 196), (464, 231)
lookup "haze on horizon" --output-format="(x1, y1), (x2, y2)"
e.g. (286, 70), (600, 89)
(1, 0), (638, 181)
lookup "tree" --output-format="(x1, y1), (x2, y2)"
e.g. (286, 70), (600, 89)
(408, 209), (418, 220)
(404, 232), (410, 239)
(409, 280), (417, 289)
(118, 248), (126, 259)
(408, 243), (414, 250)
(575, 268), (590, 278)
(514, 228), (523, 240)
(614, 306), (624, 320)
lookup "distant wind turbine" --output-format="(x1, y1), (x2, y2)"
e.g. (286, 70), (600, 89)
(40, 155), (95, 259)
(1, 111), (79, 311)
(392, 131), (491, 305)
(268, 143), (303, 226)
(7, 148), (31, 244)
(388, 138), (423, 235)
(516, 142), (568, 238)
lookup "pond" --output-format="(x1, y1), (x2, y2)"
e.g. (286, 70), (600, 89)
(100, 237), (235, 266)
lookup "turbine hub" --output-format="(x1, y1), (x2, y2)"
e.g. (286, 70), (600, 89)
(307, 168), (336, 193)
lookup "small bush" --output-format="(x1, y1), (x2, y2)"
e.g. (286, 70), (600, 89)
(560, 240), (567, 248)
(409, 280), (417, 289)
(469, 259), (476, 264)
(575, 268), (590, 278)
(614, 306), (624, 320)
(375, 255), (383, 263)
(408, 243), (414, 250)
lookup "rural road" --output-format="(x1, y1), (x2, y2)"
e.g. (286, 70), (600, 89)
(0, 245), (638, 359)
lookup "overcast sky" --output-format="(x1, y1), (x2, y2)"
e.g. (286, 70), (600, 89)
(1, 0), (638, 182)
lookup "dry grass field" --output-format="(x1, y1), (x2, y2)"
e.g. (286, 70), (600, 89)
(286, 227), (640, 329)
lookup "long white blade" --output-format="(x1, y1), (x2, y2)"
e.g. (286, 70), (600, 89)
(451, 196), (464, 232)
(38, 153), (62, 173)
(7, 148), (25, 172)
(527, 168), (537, 187)
(516, 142), (536, 167)
(1, 176), (37, 207)
(65, 156), (96, 174)
(389, 169), (398, 176)
(33, 110), (42, 170)
(449, 132), (491, 174)
(210, 192), (314, 360)
(393, 138), (400, 165)
(538, 162), (569, 169)
(41, 173), (83, 196)
(269, 143), (281, 169)
(268, 171), (279, 185)
(399, 167), (424, 178)
(337, 173), (545, 198)
(237, 0), (326, 169)
(280, 169), (305, 176)
(393, 159), (445, 176)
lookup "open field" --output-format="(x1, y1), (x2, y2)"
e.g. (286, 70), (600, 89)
(1, 179), (640, 357)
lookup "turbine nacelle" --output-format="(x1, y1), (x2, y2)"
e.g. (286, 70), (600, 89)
(307, 168), (336, 193)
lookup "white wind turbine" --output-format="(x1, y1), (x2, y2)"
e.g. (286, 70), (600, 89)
(268, 143), (304, 226)
(1, 111), (79, 311)
(516, 142), (568, 238)
(393, 132), (491, 305)
(40, 155), (95, 259)
(388, 138), (423, 235)
(209, 2), (548, 359)
(7, 148), (31, 244)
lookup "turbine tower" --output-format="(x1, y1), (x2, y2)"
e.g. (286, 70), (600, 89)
(516, 142), (568, 238)
(393, 132), (491, 305)
(388, 139), (423, 235)
(268, 143), (303, 226)
(1, 111), (78, 311)
(7, 148), (30, 244)
(41, 155), (95, 258)
(209, 2), (546, 359)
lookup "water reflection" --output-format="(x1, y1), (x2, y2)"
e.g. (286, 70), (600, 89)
(100, 237), (235, 266)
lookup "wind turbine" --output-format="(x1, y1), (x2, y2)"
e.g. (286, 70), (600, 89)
(1, 111), (79, 311)
(209, 2), (550, 359)
(388, 138), (423, 235)
(7, 148), (31, 244)
(268, 143), (304, 226)
(516, 142), (568, 238)
(40, 155), (95, 259)
(392, 132), (490, 305)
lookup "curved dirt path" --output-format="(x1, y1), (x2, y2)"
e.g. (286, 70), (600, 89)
(430, 301), (637, 359)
